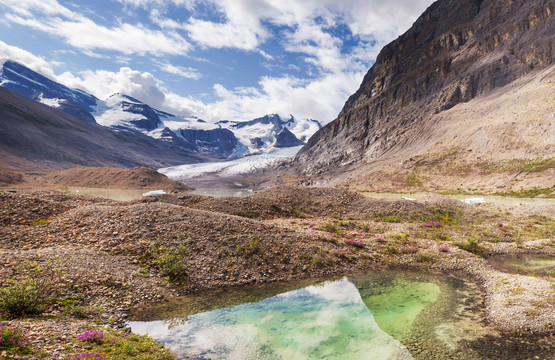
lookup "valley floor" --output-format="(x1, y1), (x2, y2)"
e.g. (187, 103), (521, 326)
(0, 186), (554, 359)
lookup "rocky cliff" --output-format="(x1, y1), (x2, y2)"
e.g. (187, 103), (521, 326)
(295, 0), (554, 178)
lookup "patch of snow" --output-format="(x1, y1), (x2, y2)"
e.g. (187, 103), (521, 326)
(463, 198), (485, 204)
(284, 117), (321, 142)
(95, 104), (147, 128)
(142, 190), (166, 196)
(220, 121), (276, 153)
(105, 93), (142, 107)
(38, 94), (63, 108)
(160, 146), (302, 180)
(160, 112), (220, 131)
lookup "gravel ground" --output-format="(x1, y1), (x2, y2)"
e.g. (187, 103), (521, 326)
(0, 187), (553, 359)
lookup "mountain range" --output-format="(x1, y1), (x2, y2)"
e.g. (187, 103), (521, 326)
(0, 60), (321, 168)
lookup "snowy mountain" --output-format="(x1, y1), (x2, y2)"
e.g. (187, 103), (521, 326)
(0, 60), (97, 123)
(0, 60), (322, 159)
(217, 114), (321, 154)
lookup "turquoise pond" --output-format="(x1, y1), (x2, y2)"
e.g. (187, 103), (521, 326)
(129, 270), (529, 360)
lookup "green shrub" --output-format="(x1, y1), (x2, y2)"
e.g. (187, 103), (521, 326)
(32, 218), (50, 225)
(64, 303), (101, 319)
(153, 245), (188, 283)
(0, 261), (61, 316)
(373, 215), (402, 223)
(320, 222), (339, 234)
(454, 239), (487, 257)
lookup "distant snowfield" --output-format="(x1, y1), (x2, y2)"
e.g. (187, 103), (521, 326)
(159, 146), (302, 181)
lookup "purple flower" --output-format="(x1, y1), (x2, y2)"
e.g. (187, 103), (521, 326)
(424, 221), (442, 228)
(399, 246), (419, 254)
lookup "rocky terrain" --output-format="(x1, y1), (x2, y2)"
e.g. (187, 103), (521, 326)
(292, 0), (554, 194)
(42, 166), (191, 191)
(0, 186), (553, 358)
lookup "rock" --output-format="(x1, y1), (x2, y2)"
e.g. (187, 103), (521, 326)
(294, 0), (555, 177)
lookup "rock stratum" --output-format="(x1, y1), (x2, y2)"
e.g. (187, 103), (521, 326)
(295, 0), (554, 191)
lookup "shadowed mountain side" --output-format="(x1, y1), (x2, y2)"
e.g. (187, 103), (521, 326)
(0, 87), (206, 172)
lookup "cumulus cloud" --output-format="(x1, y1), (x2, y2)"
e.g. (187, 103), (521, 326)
(161, 70), (366, 123)
(0, 40), (58, 78)
(57, 67), (166, 108)
(1, 0), (191, 56)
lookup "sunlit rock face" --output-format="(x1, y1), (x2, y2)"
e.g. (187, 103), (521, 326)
(295, 0), (554, 175)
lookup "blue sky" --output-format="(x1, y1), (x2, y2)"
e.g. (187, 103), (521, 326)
(0, 0), (434, 123)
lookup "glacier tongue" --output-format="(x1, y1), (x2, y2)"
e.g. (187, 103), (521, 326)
(159, 146), (302, 181)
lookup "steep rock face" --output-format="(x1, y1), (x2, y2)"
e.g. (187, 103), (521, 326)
(274, 128), (304, 148)
(177, 128), (241, 157)
(296, 0), (554, 175)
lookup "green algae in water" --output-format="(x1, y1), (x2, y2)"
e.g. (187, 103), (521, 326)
(355, 277), (440, 339)
(512, 258), (555, 271)
(488, 254), (555, 276)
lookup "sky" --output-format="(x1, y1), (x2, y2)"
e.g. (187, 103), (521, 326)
(0, 0), (435, 124)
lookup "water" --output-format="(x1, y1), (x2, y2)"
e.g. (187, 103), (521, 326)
(488, 254), (555, 276)
(128, 271), (494, 359)
(67, 188), (146, 201)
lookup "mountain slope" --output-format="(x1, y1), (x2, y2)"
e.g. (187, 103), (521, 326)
(0, 60), (98, 123)
(0, 87), (205, 171)
(294, 0), (554, 190)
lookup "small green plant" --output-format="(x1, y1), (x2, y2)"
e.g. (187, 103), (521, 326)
(414, 252), (435, 263)
(290, 208), (306, 219)
(244, 237), (260, 255)
(64, 303), (102, 319)
(233, 210), (259, 219)
(73, 328), (175, 360)
(383, 244), (399, 255)
(153, 245), (188, 283)
(32, 218), (50, 225)
(373, 215), (402, 223)
(0, 315), (31, 354)
(321, 222), (340, 234)
(453, 239), (487, 257)
(0, 261), (61, 316)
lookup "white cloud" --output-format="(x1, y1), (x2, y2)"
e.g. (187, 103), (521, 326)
(161, 69), (366, 123)
(0, 40), (58, 78)
(57, 67), (166, 108)
(184, 18), (264, 51)
(0, 0), (436, 125)
(1, 0), (192, 56)
(157, 62), (201, 80)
